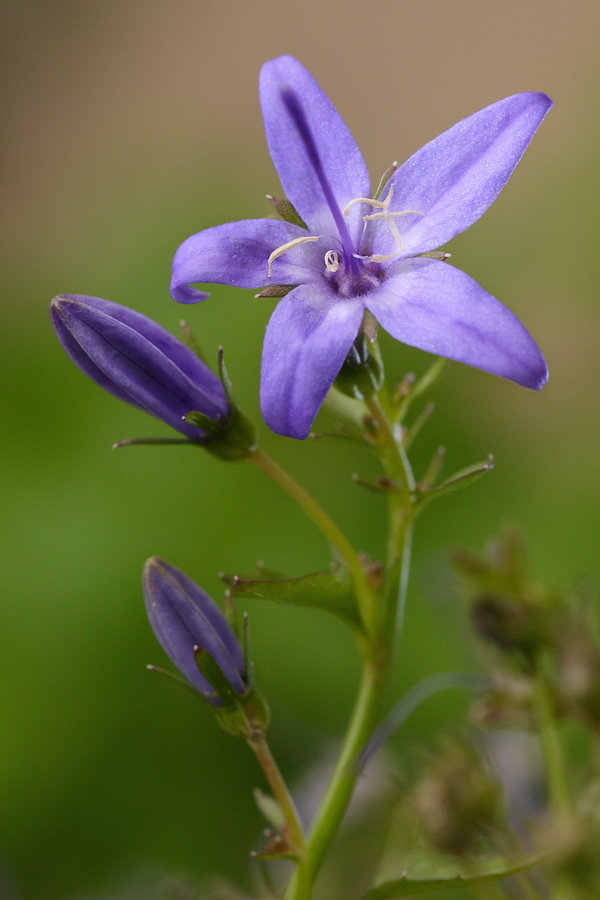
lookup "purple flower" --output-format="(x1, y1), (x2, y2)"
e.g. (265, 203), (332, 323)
(171, 56), (552, 440)
(50, 294), (229, 440)
(143, 557), (246, 702)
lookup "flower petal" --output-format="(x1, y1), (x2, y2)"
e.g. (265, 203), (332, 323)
(260, 284), (366, 439)
(367, 259), (548, 389)
(375, 93), (552, 258)
(259, 55), (370, 242)
(171, 218), (324, 303)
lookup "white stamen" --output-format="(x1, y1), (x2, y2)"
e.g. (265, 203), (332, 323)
(342, 185), (424, 264)
(267, 235), (318, 277)
(324, 250), (339, 272)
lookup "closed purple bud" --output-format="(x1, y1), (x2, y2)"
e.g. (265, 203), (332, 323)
(143, 557), (246, 703)
(50, 294), (229, 441)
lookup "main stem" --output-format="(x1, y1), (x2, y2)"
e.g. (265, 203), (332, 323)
(283, 630), (398, 900)
(535, 669), (576, 900)
(284, 391), (415, 899)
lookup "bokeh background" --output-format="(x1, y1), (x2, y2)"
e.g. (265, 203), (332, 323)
(2, 1), (599, 898)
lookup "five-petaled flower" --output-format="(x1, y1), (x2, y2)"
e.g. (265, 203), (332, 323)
(50, 294), (230, 441)
(171, 55), (552, 440)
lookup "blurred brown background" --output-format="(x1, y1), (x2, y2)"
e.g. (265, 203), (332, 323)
(1, 2), (599, 899)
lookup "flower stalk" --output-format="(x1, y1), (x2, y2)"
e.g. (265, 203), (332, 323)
(250, 446), (376, 627)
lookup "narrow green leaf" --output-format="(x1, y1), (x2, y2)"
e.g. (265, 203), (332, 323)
(361, 852), (542, 899)
(417, 455), (494, 510)
(224, 566), (362, 630)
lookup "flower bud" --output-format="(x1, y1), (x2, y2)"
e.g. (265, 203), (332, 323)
(143, 557), (246, 703)
(334, 332), (383, 402)
(50, 294), (229, 441)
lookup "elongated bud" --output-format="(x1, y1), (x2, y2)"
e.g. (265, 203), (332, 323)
(143, 559), (270, 735)
(50, 294), (229, 442)
(143, 558), (246, 703)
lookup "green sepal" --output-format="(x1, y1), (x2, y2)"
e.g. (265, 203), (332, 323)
(395, 357), (449, 423)
(255, 284), (296, 299)
(418, 250), (452, 262)
(194, 647), (240, 707)
(179, 320), (206, 362)
(183, 348), (258, 461)
(361, 852), (542, 900)
(403, 401), (435, 450)
(223, 590), (240, 640)
(223, 565), (362, 631)
(213, 689), (271, 737)
(241, 612), (255, 691)
(145, 664), (199, 697)
(112, 436), (193, 449)
(416, 455), (494, 510)
(266, 194), (308, 229)
(334, 332), (383, 401)
(193, 646), (270, 736)
(418, 445), (446, 491)
(373, 161), (399, 200)
(237, 687), (270, 735)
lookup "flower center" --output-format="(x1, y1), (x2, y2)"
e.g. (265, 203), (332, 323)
(342, 184), (424, 263)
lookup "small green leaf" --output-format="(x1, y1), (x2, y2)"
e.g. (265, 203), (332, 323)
(253, 788), (286, 830)
(361, 852), (542, 899)
(179, 320), (206, 362)
(224, 566), (362, 630)
(416, 455), (494, 510)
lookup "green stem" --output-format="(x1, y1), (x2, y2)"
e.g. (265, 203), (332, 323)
(535, 674), (571, 815)
(284, 508), (413, 900)
(250, 447), (375, 626)
(535, 670), (577, 900)
(248, 733), (311, 900)
(254, 394), (416, 899)
(365, 394), (415, 574)
(366, 394), (415, 496)
(283, 653), (388, 900)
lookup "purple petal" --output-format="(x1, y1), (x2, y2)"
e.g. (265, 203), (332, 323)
(373, 93), (552, 259)
(259, 56), (370, 242)
(367, 259), (548, 389)
(260, 284), (366, 439)
(144, 558), (245, 699)
(51, 295), (228, 438)
(171, 218), (324, 303)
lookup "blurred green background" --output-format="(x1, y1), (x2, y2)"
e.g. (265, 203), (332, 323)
(1, 1), (599, 897)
